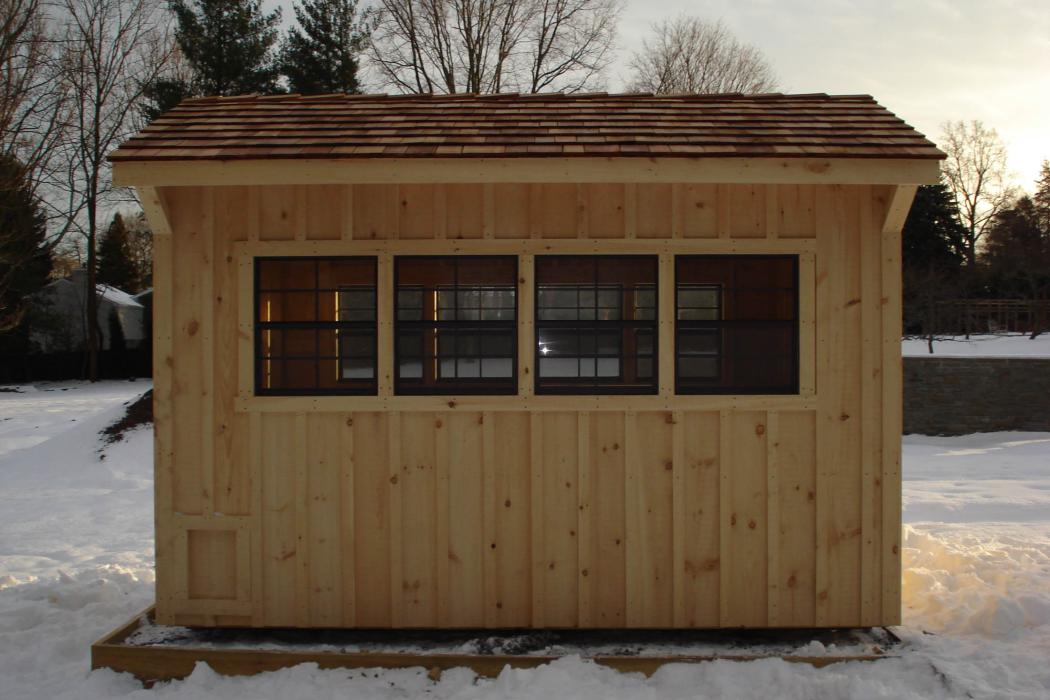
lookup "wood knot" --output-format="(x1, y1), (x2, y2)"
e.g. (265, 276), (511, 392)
(447, 400), (457, 409)
(490, 542), (496, 549)
(748, 519), (757, 530)
(612, 442), (620, 451)
(504, 499), (511, 508)
(548, 562), (555, 570)
(664, 461), (673, 470)
(755, 424), (766, 436)
(787, 574), (797, 588)
(186, 319), (199, 336)
(345, 417), (353, 427)
(495, 602), (503, 609)
(665, 413), (675, 424)
(581, 569), (589, 577)
(840, 413), (850, 421)
(435, 419), (443, 429)
(730, 514), (737, 526)
(389, 475), (399, 485)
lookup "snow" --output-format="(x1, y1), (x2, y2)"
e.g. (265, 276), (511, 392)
(903, 333), (1050, 358)
(2, 382), (1049, 699)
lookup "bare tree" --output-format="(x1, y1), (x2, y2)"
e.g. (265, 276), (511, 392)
(366, 0), (622, 94)
(628, 16), (777, 95)
(59, 0), (173, 379)
(940, 120), (1016, 267)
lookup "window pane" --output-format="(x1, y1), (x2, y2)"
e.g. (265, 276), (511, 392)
(341, 357), (374, 379)
(481, 358), (513, 378)
(395, 256), (516, 394)
(675, 256), (797, 394)
(535, 256), (657, 394)
(680, 357), (719, 378)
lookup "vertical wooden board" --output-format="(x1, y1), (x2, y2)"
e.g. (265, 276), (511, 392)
(540, 412), (579, 627)
(260, 413), (296, 626)
(168, 187), (206, 515)
(860, 187), (883, 626)
(539, 184), (578, 238)
(728, 184), (767, 238)
(212, 188), (250, 515)
(352, 184), (397, 239)
(352, 412), (391, 626)
(816, 186), (863, 626)
(681, 184), (718, 237)
(398, 412), (438, 626)
(339, 412), (355, 626)
(493, 184), (529, 239)
(586, 184), (626, 238)
(681, 411), (720, 627)
(305, 185), (344, 240)
(776, 410), (817, 626)
(444, 412), (485, 627)
(258, 185), (297, 240)
(305, 413), (344, 626)
(576, 413), (592, 626)
(152, 228), (175, 622)
(489, 412), (532, 626)
(722, 410), (768, 627)
(635, 184), (673, 239)
(881, 193), (906, 625)
(778, 185), (817, 238)
(398, 184), (436, 239)
(586, 412), (626, 627)
(446, 184), (484, 239)
(626, 412), (674, 627)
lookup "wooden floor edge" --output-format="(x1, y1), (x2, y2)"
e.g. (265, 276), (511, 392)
(90, 606), (895, 685)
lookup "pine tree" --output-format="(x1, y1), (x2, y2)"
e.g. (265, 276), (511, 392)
(171, 0), (283, 96)
(141, 77), (196, 122)
(280, 0), (368, 94)
(97, 214), (139, 292)
(901, 183), (969, 345)
(0, 156), (52, 335)
(1034, 159), (1050, 233)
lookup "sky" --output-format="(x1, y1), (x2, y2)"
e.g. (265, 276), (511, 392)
(608, 0), (1049, 191)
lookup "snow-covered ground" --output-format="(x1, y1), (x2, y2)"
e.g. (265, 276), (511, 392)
(903, 333), (1050, 358)
(1, 382), (1048, 699)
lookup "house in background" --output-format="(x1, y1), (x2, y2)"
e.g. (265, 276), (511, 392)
(31, 268), (145, 353)
(111, 92), (942, 631)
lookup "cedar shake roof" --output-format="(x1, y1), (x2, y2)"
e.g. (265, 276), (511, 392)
(110, 92), (944, 163)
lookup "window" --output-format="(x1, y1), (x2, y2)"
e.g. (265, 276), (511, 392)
(395, 256), (517, 394)
(676, 255), (798, 394)
(535, 255), (657, 394)
(255, 257), (377, 395)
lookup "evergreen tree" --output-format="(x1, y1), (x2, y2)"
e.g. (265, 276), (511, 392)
(0, 155), (51, 335)
(141, 77), (196, 122)
(1034, 159), (1050, 233)
(902, 183), (968, 274)
(901, 183), (969, 344)
(982, 197), (1050, 333)
(97, 214), (139, 292)
(171, 0), (283, 96)
(280, 0), (368, 94)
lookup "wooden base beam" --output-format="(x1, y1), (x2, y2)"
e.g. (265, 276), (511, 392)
(92, 606), (894, 686)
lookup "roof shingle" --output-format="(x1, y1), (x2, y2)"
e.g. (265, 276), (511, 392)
(110, 92), (944, 163)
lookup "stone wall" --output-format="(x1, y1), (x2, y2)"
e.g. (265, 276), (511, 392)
(904, 357), (1050, 435)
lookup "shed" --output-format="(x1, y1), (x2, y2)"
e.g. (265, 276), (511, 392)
(111, 92), (943, 630)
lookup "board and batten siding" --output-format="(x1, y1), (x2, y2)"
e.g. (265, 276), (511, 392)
(149, 182), (907, 629)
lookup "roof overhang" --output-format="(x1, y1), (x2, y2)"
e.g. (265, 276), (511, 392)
(112, 156), (941, 188)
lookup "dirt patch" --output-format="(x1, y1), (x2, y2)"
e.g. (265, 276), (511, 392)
(100, 389), (153, 445)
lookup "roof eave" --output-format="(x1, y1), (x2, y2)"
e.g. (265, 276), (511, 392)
(111, 155), (942, 188)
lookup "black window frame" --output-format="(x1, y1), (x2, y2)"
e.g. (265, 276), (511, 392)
(675, 254), (799, 395)
(394, 255), (518, 396)
(534, 255), (659, 395)
(254, 256), (378, 396)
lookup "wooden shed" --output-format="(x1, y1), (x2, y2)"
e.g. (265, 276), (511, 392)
(111, 92), (942, 630)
